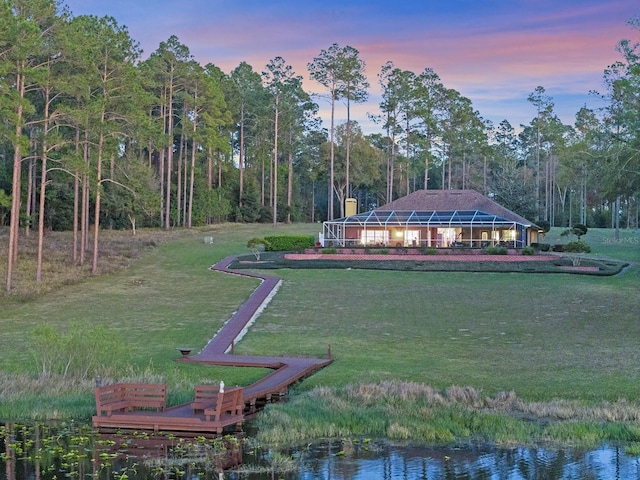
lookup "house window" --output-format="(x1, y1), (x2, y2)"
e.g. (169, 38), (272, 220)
(404, 230), (420, 246)
(361, 230), (389, 245)
(437, 228), (460, 247)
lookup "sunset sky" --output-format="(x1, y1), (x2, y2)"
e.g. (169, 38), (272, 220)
(63, 0), (638, 135)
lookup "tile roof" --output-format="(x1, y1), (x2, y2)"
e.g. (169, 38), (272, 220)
(377, 189), (537, 227)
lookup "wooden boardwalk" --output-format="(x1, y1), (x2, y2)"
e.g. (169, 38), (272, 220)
(93, 255), (332, 434)
(181, 256), (333, 414)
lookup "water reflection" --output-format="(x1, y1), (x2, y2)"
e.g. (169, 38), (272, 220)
(2, 423), (640, 480)
(278, 441), (640, 480)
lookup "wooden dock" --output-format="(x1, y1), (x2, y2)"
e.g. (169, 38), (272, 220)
(93, 255), (332, 434)
(92, 403), (242, 434)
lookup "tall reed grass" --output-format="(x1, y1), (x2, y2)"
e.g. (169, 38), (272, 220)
(254, 381), (640, 448)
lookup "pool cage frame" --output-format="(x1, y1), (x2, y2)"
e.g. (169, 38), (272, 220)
(322, 209), (534, 249)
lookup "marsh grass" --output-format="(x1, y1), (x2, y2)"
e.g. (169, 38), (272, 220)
(255, 382), (640, 447)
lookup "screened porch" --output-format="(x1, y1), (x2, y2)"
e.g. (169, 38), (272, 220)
(322, 210), (534, 249)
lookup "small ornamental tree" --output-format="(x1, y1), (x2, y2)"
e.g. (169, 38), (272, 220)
(561, 224), (588, 240)
(537, 220), (551, 234)
(247, 237), (269, 260)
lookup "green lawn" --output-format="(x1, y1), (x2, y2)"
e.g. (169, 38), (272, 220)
(0, 224), (639, 420)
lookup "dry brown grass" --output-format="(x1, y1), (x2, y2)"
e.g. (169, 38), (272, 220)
(0, 371), (94, 398)
(339, 381), (640, 423)
(0, 228), (187, 300)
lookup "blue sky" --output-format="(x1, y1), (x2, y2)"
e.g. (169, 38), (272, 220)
(63, 0), (638, 134)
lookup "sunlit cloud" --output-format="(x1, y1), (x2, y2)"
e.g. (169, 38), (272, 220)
(64, 0), (639, 133)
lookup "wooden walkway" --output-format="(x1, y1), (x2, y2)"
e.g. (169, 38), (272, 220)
(93, 255), (332, 434)
(181, 256), (333, 413)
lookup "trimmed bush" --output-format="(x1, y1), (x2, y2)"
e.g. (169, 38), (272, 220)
(423, 247), (438, 255)
(563, 240), (591, 253)
(552, 244), (565, 252)
(484, 246), (508, 255)
(322, 247), (337, 254)
(537, 220), (551, 233)
(531, 242), (550, 252)
(522, 247), (535, 256)
(263, 235), (315, 251)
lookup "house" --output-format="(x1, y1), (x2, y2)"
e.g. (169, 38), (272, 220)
(321, 190), (542, 249)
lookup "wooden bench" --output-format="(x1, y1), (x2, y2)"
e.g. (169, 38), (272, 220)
(95, 383), (166, 417)
(203, 387), (244, 423)
(190, 384), (222, 413)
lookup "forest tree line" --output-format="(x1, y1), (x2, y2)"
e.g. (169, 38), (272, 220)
(1, 1), (639, 291)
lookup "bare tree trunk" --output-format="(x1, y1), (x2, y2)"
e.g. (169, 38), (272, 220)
(36, 86), (52, 282)
(25, 156), (34, 237)
(36, 153), (47, 282)
(261, 154), (265, 206)
(164, 77), (174, 230)
(447, 150), (452, 190)
(345, 98), (351, 201)
(328, 91), (335, 220)
(483, 155), (487, 195)
(176, 131), (184, 227)
(6, 68), (25, 292)
(80, 129), (90, 265)
(287, 147), (293, 224)
(207, 146), (213, 189)
(73, 170), (79, 263)
(72, 128), (80, 263)
(239, 105), (245, 208)
(182, 136), (188, 226)
(187, 104), (198, 229)
(217, 150), (222, 188)
(272, 94), (279, 227)
(311, 181), (315, 223)
(92, 127), (105, 275)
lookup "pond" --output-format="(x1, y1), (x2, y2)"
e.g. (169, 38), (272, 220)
(1, 423), (639, 480)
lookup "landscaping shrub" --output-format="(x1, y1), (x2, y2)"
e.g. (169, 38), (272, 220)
(552, 244), (565, 252)
(563, 240), (591, 253)
(521, 247), (535, 256)
(263, 235), (315, 251)
(531, 242), (550, 252)
(562, 224), (588, 240)
(423, 247), (438, 255)
(484, 246), (508, 255)
(247, 237), (270, 260)
(322, 247), (337, 254)
(537, 220), (551, 233)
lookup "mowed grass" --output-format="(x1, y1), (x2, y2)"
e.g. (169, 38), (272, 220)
(242, 266), (640, 400)
(0, 224), (638, 419)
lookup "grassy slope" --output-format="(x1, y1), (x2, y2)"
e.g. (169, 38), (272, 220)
(0, 224), (638, 420)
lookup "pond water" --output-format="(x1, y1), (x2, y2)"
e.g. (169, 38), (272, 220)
(1, 423), (639, 480)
